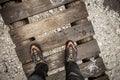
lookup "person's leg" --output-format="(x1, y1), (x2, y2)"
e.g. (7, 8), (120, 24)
(29, 63), (48, 80)
(29, 43), (48, 80)
(65, 40), (84, 80)
(65, 61), (84, 80)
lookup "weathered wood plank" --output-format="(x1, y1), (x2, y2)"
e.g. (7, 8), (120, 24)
(24, 57), (105, 78)
(10, 3), (88, 43)
(16, 19), (95, 64)
(0, 0), (9, 4)
(23, 39), (100, 77)
(77, 40), (100, 60)
(47, 70), (65, 80)
(47, 39), (100, 71)
(10, 19), (28, 29)
(94, 75), (109, 80)
(1, 0), (77, 24)
(80, 57), (106, 78)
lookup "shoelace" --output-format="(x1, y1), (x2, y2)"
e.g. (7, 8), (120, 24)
(67, 47), (75, 61)
(32, 49), (46, 64)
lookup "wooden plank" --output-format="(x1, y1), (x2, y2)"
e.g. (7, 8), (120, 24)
(46, 70), (65, 80)
(80, 57), (106, 78)
(16, 19), (92, 48)
(0, 0), (9, 4)
(24, 57), (105, 78)
(47, 39), (100, 71)
(23, 39), (100, 77)
(10, 3), (88, 43)
(16, 19), (95, 64)
(10, 19), (28, 29)
(77, 39), (100, 60)
(94, 75), (109, 80)
(1, 0), (77, 24)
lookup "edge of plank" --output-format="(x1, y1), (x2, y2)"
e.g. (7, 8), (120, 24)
(23, 39), (101, 77)
(16, 19), (95, 64)
(1, 0), (76, 24)
(10, 3), (88, 43)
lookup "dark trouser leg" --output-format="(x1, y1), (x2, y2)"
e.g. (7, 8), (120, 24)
(29, 63), (48, 80)
(65, 61), (84, 80)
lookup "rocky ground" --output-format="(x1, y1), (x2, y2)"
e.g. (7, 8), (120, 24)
(0, 16), (27, 80)
(84, 0), (120, 80)
(0, 0), (120, 80)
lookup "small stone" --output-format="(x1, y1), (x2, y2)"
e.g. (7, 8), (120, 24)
(56, 28), (61, 32)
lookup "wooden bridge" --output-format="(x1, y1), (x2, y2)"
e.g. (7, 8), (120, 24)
(0, 0), (109, 80)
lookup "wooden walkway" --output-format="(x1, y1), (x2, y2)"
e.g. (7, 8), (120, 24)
(0, 0), (109, 80)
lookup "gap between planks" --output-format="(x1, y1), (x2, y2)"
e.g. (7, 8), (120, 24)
(23, 39), (101, 77)
(93, 74), (109, 80)
(10, 2), (88, 44)
(24, 57), (105, 79)
(0, 0), (10, 4)
(1, 0), (76, 24)
(15, 19), (95, 64)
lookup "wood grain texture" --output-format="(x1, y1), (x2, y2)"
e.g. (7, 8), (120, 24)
(10, 3), (88, 43)
(80, 57), (106, 78)
(1, 0), (76, 24)
(0, 0), (9, 4)
(47, 39), (100, 71)
(23, 39), (101, 77)
(47, 57), (106, 79)
(24, 57), (105, 78)
(16, 19), (94, 64)
(94, 75), (109, 80)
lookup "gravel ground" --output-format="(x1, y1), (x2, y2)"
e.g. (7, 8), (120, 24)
(0, 16), (27, 80)
(84, 0), (120, 80)
(0, 0), (120, 80)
